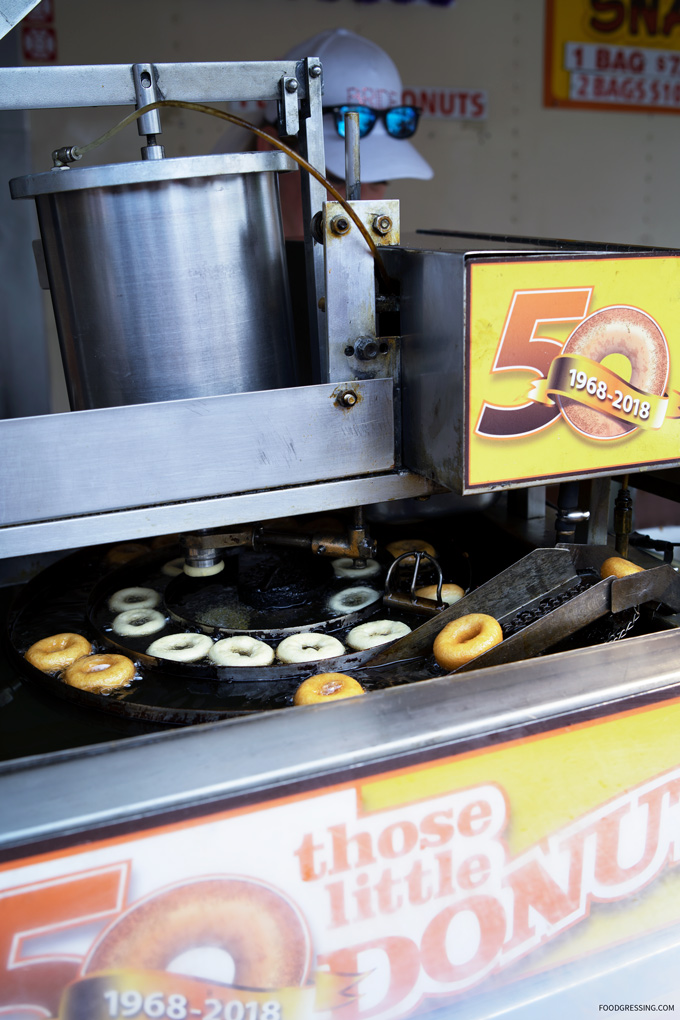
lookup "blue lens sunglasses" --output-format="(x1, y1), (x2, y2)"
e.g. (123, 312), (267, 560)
(323, 104), (422, 140)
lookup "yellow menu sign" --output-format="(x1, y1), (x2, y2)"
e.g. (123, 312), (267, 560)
(466, 254), (680, 490)
(545, 0), (680, 113)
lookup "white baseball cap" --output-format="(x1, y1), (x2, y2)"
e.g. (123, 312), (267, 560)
(286, 28), (434, 183)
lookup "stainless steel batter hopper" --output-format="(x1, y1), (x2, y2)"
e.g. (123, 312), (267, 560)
(11, 151), (298, 410)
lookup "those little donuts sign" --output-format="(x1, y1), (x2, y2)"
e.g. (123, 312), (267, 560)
(2, 696), (680, 1018)
(466, 255), (680, 490)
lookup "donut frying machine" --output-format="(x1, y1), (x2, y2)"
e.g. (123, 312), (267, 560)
(3, 21), (680, 1019)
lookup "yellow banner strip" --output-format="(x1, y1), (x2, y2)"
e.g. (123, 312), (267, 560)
(528, 354), (680, 431)
(58, 968), (357, 1020)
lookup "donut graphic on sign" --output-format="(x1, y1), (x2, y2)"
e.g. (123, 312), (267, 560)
(60, 876), (318, 1020)
(474, 288), (680, 444)
(536, 306), (670, 441)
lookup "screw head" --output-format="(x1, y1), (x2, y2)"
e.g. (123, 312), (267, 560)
(285, 78), (299, 93)
(330, 215), (351, 236)
(309, 64), (322, 78)
(354, 336), (378, 361)
(372, 214), (392, 237)
(338, 390), (357, 407)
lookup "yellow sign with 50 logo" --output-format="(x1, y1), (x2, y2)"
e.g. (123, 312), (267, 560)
(466, 255), (680, 489)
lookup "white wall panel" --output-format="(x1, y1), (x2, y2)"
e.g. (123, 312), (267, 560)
(20, 0), (680, 241)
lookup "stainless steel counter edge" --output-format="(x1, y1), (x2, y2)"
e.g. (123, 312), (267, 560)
(2, 628), (679, 851)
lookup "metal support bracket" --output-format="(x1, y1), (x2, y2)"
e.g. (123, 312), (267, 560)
(277, 75), (300, 138)
(132, 63), (165, 159)
(323, 198), (400, 383)
(296, 56), (326, 382)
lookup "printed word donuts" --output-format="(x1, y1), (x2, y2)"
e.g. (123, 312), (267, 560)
(557, 306), (669, 439)
(294, 672), (364, 705)
(276, 632), (345, 663)
(346, 619), (411, 650)
(25, 632), (92, 673)
(433, 613), (503, 671)
(209, 636), (275, 667)
(82, 877), (312, 990)
(63, 653), (135, 692)
(601, 556), (644, 579)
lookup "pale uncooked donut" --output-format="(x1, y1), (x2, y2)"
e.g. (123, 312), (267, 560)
(146, 632), (213, 662)
(209, 636), (275, 667)
(327, 586), (381, 614)
(346, 619), (411, 650)
(112, 608), (166, 637)
(109, 587), (160, 613)
(162, 557), (185, 577)
(276, 633), (345, 663)
(183, 561), (225, 578)
(415, 583), (465, 605)
(332, 557), (381, 579)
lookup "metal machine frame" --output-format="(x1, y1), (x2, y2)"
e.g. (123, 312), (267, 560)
(0, 57), (435, 561)
(3, 25), (680, 1018)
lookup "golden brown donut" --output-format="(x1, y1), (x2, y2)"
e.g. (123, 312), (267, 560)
(82, 877), (312, 990)
(557, 306), (669, 439)
(63, 653), (135, 693)
(294, 672), (365, 705)
(386, 539), (437, 565)
(601, 556), (644, 579)
(433, 614), (503, 671)
(415, 583), (465, 605)
(25, 632), (92, 673)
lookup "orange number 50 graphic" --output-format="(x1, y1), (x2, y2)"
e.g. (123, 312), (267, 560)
(0, 864), (128, 1018)
(475, 288), (592, 438)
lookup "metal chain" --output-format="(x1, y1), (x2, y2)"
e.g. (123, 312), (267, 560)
(501, 576), (595, 638)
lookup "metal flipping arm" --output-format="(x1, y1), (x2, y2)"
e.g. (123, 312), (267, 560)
(0, 59), (315, 109)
